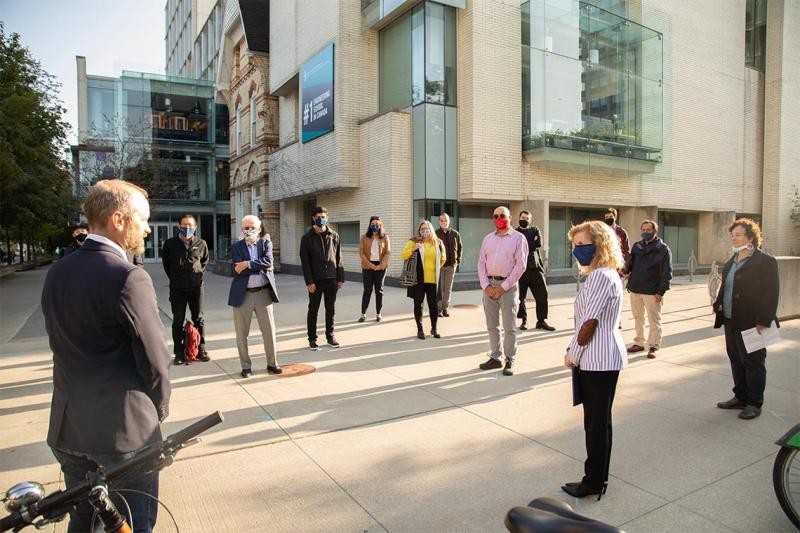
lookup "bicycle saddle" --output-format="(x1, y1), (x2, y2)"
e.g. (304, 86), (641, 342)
(505, 497), (624, 533)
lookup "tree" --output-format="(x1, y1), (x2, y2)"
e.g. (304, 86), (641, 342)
(0, 24), (78, 261)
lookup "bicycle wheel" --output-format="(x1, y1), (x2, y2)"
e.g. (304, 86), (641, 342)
(773, 446), (800, 529)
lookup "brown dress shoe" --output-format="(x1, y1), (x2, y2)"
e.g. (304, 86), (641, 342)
(647, 347), (657, 359)
(627, 344), (645, 353)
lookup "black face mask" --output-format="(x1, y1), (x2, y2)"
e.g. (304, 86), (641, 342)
(604, 218), (615, 226)
(75, 233), (87, 243)
(518, 220), (530, 228)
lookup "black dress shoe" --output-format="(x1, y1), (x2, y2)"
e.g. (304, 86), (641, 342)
(519, 320), (528, 330)
(417, 330), (426, 340)
(442, 310), (450, 317)
(431, 329), (441, 339)
(358, 315), (366, 323)
(174, 357), (185, 366)
(717, 397), (746, 409)
(536, 321), (556, 331)
(240, 368), (252, 378)
(738, 405), (761, 419)
(197, 345), (210, 362)
(561, 482), (605, 501)
(479, 357), (503, 370)
(503, 360), (514, 376)
(267, 365), (284, 375)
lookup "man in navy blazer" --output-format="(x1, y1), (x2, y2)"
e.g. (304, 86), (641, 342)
(228, 215), (282, 378)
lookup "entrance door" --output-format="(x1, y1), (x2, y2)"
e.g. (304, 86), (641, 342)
(143, 222), (178, 263)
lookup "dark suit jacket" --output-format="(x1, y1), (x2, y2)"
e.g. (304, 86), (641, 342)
(228, 238), (279, 307)
(41, 239), (171, 455)
(713, 248), (780, 330)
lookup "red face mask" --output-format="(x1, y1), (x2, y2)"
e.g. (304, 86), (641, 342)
(494, 217), (509, 230)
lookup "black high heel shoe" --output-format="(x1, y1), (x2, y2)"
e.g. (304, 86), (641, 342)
(431, 329), (441, 339)
(561, 482), (606, 501)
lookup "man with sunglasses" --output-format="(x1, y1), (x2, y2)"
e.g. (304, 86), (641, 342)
(477, 207), (528, 376)
(300, 206), (345, 350)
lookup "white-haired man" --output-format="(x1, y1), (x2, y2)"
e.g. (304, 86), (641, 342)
(228, 215), (282, 378)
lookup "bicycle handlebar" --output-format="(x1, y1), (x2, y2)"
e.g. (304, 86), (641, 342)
(1, 411), (224, 532)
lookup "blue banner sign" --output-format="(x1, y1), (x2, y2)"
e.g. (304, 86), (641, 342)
(301, 43), (334, 143)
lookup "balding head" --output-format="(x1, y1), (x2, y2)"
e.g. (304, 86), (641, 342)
(83, 180), (148, 230)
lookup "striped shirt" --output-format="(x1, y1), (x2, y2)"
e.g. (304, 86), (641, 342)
(567, 267), (627, 371)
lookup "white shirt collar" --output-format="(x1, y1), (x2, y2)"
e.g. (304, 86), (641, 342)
(85, 234), (128, 262)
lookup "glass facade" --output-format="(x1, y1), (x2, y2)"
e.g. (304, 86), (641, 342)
(548, 205), (609, 269)
(745, 0), (767, 72)
(522, 0), (663, 162)
(658, 211), (698, 264)
(79, 70), (230, 261)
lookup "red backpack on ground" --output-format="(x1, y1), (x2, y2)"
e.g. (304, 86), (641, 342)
(183, 321), (201, 363)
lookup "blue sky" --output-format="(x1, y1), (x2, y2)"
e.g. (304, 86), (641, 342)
(1, 0), (166, 144)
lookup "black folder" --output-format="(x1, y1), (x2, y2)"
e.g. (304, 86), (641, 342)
(572, 367), (583, 406)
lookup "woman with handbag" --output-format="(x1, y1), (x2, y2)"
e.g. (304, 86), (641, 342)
(563, 220), (627, 500)
(358, 216), (391, 323)
(400, 220), (446, 340)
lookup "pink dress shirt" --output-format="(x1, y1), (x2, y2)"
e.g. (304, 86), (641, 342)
(477, 229), (529, 291)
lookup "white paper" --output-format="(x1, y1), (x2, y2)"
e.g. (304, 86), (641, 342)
(741, 322), (782, 354)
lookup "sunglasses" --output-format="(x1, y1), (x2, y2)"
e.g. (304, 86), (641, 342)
(492, 214), (508, 219)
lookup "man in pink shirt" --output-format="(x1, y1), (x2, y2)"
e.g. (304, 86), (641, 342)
(477, 206), (529, 375)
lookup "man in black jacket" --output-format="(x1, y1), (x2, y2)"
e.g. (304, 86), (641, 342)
(624, 220), (672, 359)
(41, 179), (171, 533)
(60, 224), (89, 257)
(515, 210), (555, 331)
(161, 214), (210, 364)
(299, 206), (344, 350)
(436, 213), (462, 317)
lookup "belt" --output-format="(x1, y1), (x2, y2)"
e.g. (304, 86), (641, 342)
(489, 276), (506, 281)
(246, 285), (266, 292)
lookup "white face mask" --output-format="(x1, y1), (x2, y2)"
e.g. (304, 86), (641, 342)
(420, 229), (431, 239)
(439, 220), (449, 229)
(732, 243), (753, 253)
(243, 229), (259, 242)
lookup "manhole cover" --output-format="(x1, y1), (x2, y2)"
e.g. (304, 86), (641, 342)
(452, 304), (480, 309)
(279, 363), (316, 377)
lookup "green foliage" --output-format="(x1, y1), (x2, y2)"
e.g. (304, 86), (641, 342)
(0, 23), (78, 239)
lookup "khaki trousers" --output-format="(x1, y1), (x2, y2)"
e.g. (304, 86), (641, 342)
(629, 292), (663, 349)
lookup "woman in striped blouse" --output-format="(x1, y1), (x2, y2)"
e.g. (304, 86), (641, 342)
(562, 220), (627, 500)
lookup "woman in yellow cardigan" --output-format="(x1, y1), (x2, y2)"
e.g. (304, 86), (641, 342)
(400, 220), (446, 339)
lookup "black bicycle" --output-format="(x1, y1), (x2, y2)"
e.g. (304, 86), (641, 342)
(0, 411), (224, 532)
(505, 497), (624, 533)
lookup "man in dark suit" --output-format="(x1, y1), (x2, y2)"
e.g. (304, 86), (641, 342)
(41, 179), (171, 533)
(228, 214), (282, 378)
(515, 210), (555, 331)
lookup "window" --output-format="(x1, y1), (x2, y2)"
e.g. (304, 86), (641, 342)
(658, 211), (699, 264)
(250, 92), (257, 147)
(379, 11), (412, 111)
(252, 185), (261, 218)
(745, 0), (767, 71)
(235, 105), (242, 154)
(521, 0), (663, 162)
(337, 222), (361, 246)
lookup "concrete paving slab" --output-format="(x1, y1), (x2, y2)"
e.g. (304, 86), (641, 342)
(622, 503), (738, 533)
(675, 454), (796, 532)
(296, 407), (667, 532)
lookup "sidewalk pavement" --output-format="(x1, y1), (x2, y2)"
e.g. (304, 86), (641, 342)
(0, 264), (797, 532)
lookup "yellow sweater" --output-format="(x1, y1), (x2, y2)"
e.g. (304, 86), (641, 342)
(400, 240), (445, 284)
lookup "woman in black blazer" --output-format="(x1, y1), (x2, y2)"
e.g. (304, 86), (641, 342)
(712, 218), (779, 420)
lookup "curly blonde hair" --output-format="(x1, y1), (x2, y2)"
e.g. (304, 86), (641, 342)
(568, 220), (624, 274)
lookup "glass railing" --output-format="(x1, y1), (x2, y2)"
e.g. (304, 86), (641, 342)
(521, 0), (663, 162)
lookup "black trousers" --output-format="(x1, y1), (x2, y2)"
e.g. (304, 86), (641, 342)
(517, 268), (549, 322)
(414, 283), (438, 332)
(361, 262), (386, 314)
(724, 322), (767, 407)
(170, 286), (205, 358)
(308, 278), (338, 341)
(579, 370), (619, 490)
(53, 448), (159, 533)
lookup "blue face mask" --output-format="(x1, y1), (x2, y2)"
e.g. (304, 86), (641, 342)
(179, 227), (195, 238)
(573, 244), (596, 266)
(641, 232), (655, 241)
(314, 218), (327, 227)
(370, 224), (380, 232)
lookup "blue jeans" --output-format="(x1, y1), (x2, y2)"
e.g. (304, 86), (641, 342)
(52, 448), (159, 533)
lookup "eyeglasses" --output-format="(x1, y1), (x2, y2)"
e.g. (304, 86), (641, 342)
(493, 214), (508, 219)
